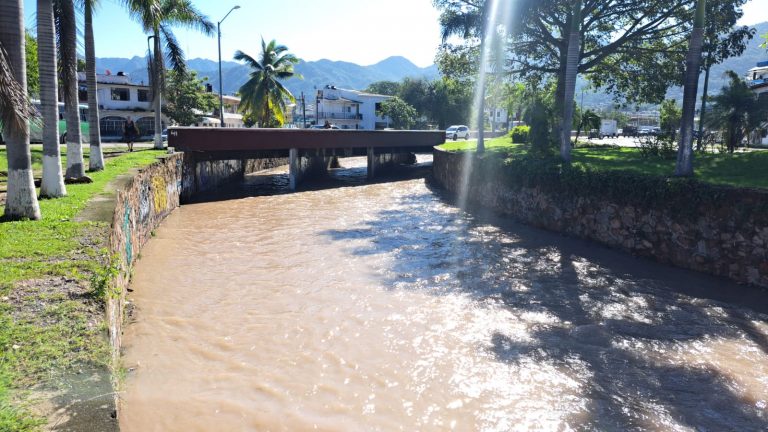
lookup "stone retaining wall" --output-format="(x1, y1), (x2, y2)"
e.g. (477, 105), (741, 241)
(433, 148), (768, 288)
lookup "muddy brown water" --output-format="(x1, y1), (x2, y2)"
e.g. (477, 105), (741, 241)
(120, 157), (768, 431)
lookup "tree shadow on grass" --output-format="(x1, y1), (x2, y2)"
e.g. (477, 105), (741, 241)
(321, 181), (768, 430)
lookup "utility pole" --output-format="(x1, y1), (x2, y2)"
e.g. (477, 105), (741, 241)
(217, 5), (240, 128)
(301, 92), (306, 128)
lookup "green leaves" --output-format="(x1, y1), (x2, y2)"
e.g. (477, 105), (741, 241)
(236, 39), (299, 128)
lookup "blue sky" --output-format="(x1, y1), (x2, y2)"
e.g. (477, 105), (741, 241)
(21, 0), (767, 67)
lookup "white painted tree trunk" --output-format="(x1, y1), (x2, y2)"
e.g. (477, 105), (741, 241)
(61, 0), (85, 180)
(37, 0), (67, 197)
(85, 2), (104, 171)
(1, 0), (41, 220)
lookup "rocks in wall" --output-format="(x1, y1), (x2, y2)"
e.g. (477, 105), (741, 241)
(433, 149), (768, 288)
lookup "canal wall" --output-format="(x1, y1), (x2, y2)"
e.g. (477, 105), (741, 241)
(432, 148), (768, 288)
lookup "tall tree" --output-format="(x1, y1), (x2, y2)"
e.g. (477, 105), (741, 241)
(695, 5), (754, 150)
(435, 0), (749, 112)
(1, 0), (41, 220)
(377, 97), (418, 129)
(83, 0), (104, 171)
(706, 70), (768, 153)
(163, 69), (216, 125)
(560, 0), (582, 162)
(125, 0), (214, 148)
(59, 0), (86, 180)
(38, 0), (66, 197)
(674, 0), (706, 177)
(235, 39), (300, 127)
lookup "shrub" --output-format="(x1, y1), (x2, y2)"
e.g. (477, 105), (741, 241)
(510, 125), (530, 143)
(638, 135), (677, 159)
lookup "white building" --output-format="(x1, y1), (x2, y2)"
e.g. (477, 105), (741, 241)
(78, 71), (167, 141)
(314, 85), (392, 130)
(487, 107), (510, 131)
(747, 60), (768, 146)
(190, 94), (244, 128)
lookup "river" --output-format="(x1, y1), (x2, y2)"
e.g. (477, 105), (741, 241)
(120, 156), (768, 431)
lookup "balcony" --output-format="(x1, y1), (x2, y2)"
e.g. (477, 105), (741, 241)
(317, 112), (362, 120)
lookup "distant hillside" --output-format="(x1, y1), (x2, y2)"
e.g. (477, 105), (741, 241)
(95, 55), (439, 96)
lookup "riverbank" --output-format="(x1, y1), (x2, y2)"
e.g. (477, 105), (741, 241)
(0, 149), (164, 430)
(432, 146), (768, 288)
(440, 136), (768, 189)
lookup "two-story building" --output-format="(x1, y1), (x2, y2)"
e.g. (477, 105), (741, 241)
(747, 60), (768, 146)
(314, 85), (392, 130)
(78, 71), (167, 141)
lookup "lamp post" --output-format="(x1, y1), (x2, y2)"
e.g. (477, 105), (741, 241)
(218, 5), (240, 128)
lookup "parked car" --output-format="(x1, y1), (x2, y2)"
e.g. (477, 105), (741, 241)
(446, 125), (470, 141)
(161, 129), (168, 142)
(310, 124), (340, 130)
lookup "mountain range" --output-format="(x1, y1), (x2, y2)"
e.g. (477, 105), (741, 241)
(95, 55), (439, 97)
(96, 21), (767, 107)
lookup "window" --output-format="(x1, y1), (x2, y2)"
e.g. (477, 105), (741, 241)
(111, 88), (130, 101)
(138, 89), (150, 102)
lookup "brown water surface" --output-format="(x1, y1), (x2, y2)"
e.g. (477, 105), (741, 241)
(120, 157), (768, 431)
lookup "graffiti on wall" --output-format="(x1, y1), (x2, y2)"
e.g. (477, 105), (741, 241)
(152, 175), (168, 214)
(123, 201), (133, 264)
(139, 181), (151, 223)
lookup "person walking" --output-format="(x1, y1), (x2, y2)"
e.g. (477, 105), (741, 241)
(124, 116), (139, 152)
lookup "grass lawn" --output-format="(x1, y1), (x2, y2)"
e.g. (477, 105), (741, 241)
(0, 148), (164, 431)
(439, 136), (768, 189)
(0, 145), (127, 193)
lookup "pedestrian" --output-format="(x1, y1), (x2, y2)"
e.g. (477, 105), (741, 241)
(323, 120), (332, 129)
(124, 116), (139, 152)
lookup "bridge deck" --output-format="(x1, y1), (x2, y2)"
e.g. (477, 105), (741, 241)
(168, 127), (445, 152)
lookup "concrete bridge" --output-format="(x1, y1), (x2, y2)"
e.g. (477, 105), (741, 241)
(168, 128), (445, 196)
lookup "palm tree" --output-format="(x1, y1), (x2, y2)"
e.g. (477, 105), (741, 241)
(235, 39), (299, 127)
(707, 71), (768, 153)
(560, 0), (582, 163)
(124, 0), (214, 149)
(1, 0), (41, 220)
(38, 0), (67, 197)
(675, 0), (707, 177)
(83, 0), (104, 171)
(59, 0), (86, 180)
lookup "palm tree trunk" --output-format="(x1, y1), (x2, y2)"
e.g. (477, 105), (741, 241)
(1, 0), (41, 220)
(695, 59), (711, 151)
(38, 0), (66, 197)
(560, 0), (582, 163)
(84, 1), (104, 171)
(61, 0), (85, 179)
(675, 0), (706, 177)
(153, 29), (164, 149)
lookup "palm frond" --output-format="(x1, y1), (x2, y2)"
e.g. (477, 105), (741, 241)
(119, 0), (161, 32)
(160, 24), (186, 74)
(234, 50), (263, 71)
(0, 42), (31, 134)
(162, 0), (215, 36)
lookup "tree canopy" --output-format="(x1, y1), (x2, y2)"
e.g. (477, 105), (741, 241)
(163, 70), (217, 126)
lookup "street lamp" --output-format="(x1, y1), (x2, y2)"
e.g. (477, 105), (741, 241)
(218, 5), (240, 128)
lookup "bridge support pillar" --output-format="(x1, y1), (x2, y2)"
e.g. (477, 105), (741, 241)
(367, 147), (376, 180)
(289, 148), (331, 191)
(367, 148), (417, 180)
